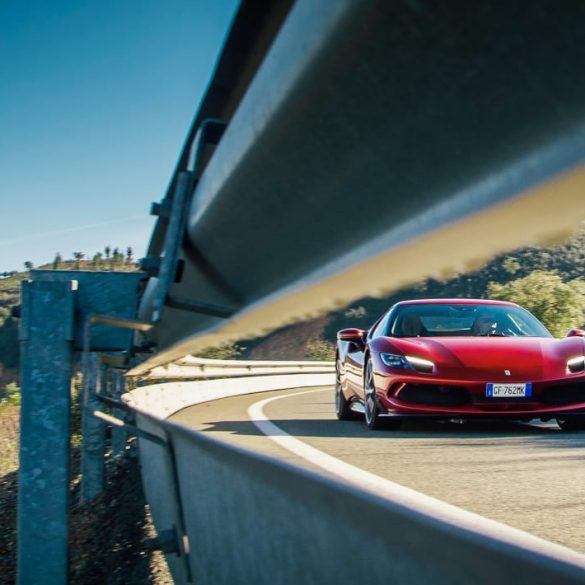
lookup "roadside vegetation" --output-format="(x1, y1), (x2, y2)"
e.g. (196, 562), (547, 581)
(242, 226), (585, 357)
(323, 228), (585, 340)
(488, 270), (585, 337)
(0, 396), (19, 583)
(0, 399), (19, 475)
(305, 337), (336, 360)
(197, 342), (245, 360)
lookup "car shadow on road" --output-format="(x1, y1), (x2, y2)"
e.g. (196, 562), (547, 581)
(195, 416), (585, 449)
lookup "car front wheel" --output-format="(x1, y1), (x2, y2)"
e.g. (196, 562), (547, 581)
(335, 358), (356, 420)
(364, 359), (401, 430)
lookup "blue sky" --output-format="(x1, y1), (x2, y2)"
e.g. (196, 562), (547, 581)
(0, 0), (239, 271)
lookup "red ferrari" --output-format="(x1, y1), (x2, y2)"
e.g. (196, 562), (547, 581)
(336, 299), (585, 431)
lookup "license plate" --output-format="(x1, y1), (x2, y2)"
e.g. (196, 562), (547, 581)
(486, 383), (532, 398)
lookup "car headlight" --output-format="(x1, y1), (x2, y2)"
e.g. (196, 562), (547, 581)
(567, 356), (585, 373)
(380, 353), (434, 373)
(380, 353), (410, 368)
(406, 356), (435, 373)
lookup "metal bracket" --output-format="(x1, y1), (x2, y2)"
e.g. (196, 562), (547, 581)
(147, 118), (228, 325)
(92, 410), (167, 447)
(140, 256), (163, 278)
(96, 393), (133, 413)
(80, 315), (153, 502)
(82, 315), (153, 392)
(92, 409), (193, 581)
(150, 200), (173, 220)
(151, 170), (197, 324)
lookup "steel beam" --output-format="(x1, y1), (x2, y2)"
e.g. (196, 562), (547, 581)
(18, 280), (74, 584)
(17, 270), (146, 580)
(110, 369), (128, 456)
(80, 353), (105, 503)
(134, 0), (585, 372)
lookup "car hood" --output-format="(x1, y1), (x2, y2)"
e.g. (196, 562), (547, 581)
(378, 336), (585, 380)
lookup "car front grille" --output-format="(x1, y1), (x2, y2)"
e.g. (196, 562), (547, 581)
(397, 384), (471, 406)
(394, 382), (585, 408)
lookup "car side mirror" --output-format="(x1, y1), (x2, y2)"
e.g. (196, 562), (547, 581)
(337, 328), (366, 348)
(566, 328), (585, 338)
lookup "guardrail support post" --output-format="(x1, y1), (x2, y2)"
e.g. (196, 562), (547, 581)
(111, 369), (128, 456)
(81, 353), (106, 502)
(18, 280), (74, 585)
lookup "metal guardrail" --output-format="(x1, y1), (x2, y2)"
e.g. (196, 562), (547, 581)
(134, 0), (585, 372)
(123, 6), (585, 576)
(127, 359), (334, 419)
(142, 355), (335, 381)
(125, 359), (585, 585)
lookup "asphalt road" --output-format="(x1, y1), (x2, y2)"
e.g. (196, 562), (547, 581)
(170, 385), (585, 554)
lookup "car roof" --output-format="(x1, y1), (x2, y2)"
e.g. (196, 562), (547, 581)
(393, 298), (518, 307)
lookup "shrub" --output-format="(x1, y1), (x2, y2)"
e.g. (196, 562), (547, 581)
(305, 338), (335, 361)
(1, 382), (20, 406)
(196, 343), (244, 360)
(487, 270), (585, 337)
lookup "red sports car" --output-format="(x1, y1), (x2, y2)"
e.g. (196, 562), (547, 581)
(336, 299), (585, 431)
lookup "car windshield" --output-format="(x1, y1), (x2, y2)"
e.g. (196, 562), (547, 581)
(388, 303), (552, 338)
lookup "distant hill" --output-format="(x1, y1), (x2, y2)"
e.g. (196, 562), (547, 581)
(3, 229), (585, 389)
(240, 226), (585, 360)
(0, 250), (141, 394)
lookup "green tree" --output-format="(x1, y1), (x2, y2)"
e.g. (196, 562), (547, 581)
(1, 382), (20, 406)
(344, 306), (367, 320)
(73, 251), (85, 269)
(112, 248), (123, 269)
(92, 252), (104, 271)
(487, 270), (585, 337)
(502, 256), (520, 275)
(24, 261), (33, 272)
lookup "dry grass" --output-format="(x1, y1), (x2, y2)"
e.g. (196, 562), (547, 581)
(0, 404), (18, 585)
(0, 407), (171, 584)
(0, 405), (19, 475)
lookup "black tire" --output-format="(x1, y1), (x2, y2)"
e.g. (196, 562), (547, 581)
(556, 416), (585, 431)
(335, 358), (357, 420)
(363, 360), (401, 430)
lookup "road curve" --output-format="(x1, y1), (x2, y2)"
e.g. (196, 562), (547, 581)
(169, 386), (585, 554)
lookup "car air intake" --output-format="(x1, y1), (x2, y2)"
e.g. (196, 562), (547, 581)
(540, 384), (585, 405)
(398, 384), (471, 406)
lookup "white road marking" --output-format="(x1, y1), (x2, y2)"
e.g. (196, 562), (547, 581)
(248, 388), (585, 566)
